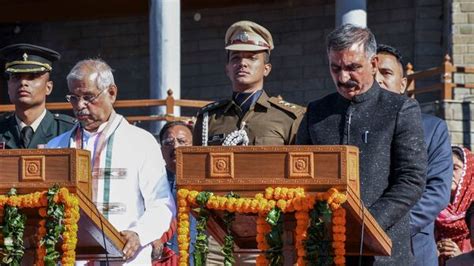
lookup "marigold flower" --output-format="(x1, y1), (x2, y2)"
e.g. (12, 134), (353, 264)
(178, 189), (189, 198)
(38, 207), (47, 217)
(274, 187), (282, 199)
(276, 199), (287, 212)
(265, 187), (274, 199)
(297, 257), (306, 266)
(178, 199), (188, 207)
(187, 191), (199, 203)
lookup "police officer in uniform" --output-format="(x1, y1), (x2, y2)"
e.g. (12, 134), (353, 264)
(0, 44), (75, 149)
(193, 20), (304, 146)
(193, 20), (304, 265)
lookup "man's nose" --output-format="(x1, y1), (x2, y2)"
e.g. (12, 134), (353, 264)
(237, 58), (248, 67)
(76, 99), (88, 109)
(172, 141), (180, 148)
(19, 78), (29, 86)
(338, 70), (351, 83)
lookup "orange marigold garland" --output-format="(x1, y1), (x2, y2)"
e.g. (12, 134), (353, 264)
(177, 189), (191, 266)
(256, 213), (270, 266)
(332, 208), (346, 265)
(35, 207), (47, 266)
(177, 187), (347, 266)
(0, 186), (79, 265)
(327, 188), (347, 266)
(58, 188), (80, 265)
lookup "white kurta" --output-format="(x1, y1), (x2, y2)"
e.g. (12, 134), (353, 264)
(47, 114), (176, 265)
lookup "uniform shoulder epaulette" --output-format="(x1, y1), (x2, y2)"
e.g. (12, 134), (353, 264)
(268, 97), (305, 118)
(0, 112), (13, 123)
(198, 99), (230, 115)
(53, 113), (77, 124)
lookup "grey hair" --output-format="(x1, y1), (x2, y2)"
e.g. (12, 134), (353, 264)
(326, 24), (377, 58)
(67, 59), (115, 91)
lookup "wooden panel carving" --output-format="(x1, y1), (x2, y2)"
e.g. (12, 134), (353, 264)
(209, 153), (234, 178)
(348, 151), (357, 181)
(348, 150), (360, 196)
(21, 155), (45, 181)
(78, 154), (90, 183)
(287, 152), (314, 179)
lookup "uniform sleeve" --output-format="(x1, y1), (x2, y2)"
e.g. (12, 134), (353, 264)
(128, 135), (176, 245)
(295, 106), (311, 145)
(288, 109), (305, 145)
(410, 118), (452, 234)
(193, 113), (203, 146)
(369, 99), (427, 230)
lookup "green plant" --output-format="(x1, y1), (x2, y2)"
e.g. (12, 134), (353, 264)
(1, 188), (26, 266)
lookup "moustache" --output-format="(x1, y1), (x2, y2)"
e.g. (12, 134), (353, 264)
(74, 110), (90, 117)
(16, 86), (30, 92)
(338, 80), (358, 89)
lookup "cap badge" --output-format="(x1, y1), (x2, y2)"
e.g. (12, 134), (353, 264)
(237, 31), (249, 42)
(22, 53), (28, 61)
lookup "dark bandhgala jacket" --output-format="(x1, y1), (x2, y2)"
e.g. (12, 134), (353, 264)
(296, 83), (427, 265)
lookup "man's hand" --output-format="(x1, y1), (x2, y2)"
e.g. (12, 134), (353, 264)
(437, 238), (462, 258)
(151, 239), (164, 261)
(121, 230), (141, 260)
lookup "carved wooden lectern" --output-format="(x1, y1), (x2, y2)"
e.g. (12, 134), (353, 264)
(176, 145), (392, 261)
(0, 148), (125, 261)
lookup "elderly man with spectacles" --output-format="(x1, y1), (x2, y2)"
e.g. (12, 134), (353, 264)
(47, 59), (175, 265)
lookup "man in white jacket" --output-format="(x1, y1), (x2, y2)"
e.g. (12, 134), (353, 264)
(47, 59), (175, 265)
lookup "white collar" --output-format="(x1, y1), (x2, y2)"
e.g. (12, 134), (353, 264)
(82, 121), (109, 137)
(16, 109), (47, 133)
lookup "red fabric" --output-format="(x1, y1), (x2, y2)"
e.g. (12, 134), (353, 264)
(160, 218), (177, 243)
(152, 246), (178, 266)
(436, 146), (474, 252)
(151, 218), (178, 265)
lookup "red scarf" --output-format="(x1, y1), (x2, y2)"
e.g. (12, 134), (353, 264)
(436, 146), (474, 252)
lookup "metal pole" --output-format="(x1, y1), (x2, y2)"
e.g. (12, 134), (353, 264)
(149, 0), (181, 134)
(335, 0), (367, 28)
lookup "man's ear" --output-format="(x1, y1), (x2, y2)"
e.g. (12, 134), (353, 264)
(45, 81), (53, 96)
(264, 63), (272, 77)
(400, 77), (408, 94)
(108, 85), (118, 103)
(371, 55), (379, 75)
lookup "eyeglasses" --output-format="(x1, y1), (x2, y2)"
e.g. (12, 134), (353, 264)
(65, 89), (107, 105)
(161, 137), (191, 147)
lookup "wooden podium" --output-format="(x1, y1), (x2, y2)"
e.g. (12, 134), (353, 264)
(0, 148), (125, 261)
(176, 145), (392, 259)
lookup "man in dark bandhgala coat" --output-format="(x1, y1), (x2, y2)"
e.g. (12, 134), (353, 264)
(297, 24), (427, 265)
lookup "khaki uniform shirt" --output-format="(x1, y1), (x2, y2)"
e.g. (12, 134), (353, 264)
(193, 90), (305, 146)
